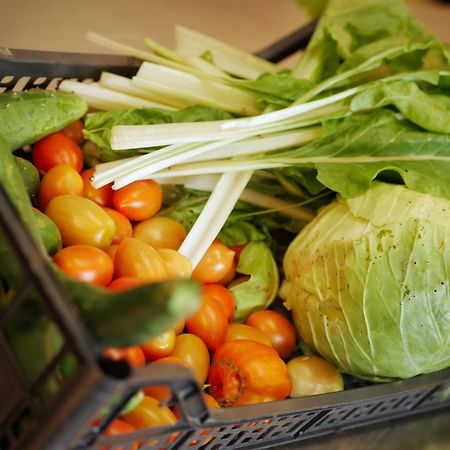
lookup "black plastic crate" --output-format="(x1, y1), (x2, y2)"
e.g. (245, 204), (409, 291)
(1, 24), (449, 450)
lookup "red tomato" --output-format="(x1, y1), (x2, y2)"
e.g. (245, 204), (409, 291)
(103, 207), (133, 245)
(107, 276), (141, 291)
(53, 245), (113, 286)
(38, 164), (83, 208)
(208, 340), (291, 407)
(113, 180), (162, 222)
(231, 243), (247, 263)
(185, 294), (228, 351)
(246, 310), (296, 360)
(81, 168), (113, 207)
(225, 323), (272, 347)
(202, 284), (235, 321)
(102, 419), (138, 450)
(103, 346), (146, 368)
(62, 119), (84, 144)
(122, 396), (177, 429)
(192, 241), (235, 284)
(141, 328), (176, 361)
(32, 132), (83, 174)
(169, 334), (210, 385)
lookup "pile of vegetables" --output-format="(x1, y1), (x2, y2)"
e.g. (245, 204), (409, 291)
(1, 0), (449, 443)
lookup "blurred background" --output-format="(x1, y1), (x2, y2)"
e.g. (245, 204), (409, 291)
(1, 0), (449, 59)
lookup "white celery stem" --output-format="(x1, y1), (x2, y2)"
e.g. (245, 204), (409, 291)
(110, 89), (353, 149)
(175, 25), (278, 79)
(99, 73), (178, 110)
(178, 171), (253, 268)
(58, 80), (168, 111)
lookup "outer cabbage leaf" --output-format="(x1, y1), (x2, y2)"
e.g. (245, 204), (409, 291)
(280, 182), (450, 381)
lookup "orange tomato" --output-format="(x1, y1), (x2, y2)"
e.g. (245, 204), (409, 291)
(38, 164), (83, 208)
(113, 180), (162, 222)
(217, 260), (236, 286)
(141, 329), (176, 361)
(192, 241), (235, 284)
(81, 168), (113, 207)
(208, 340), (291, 407)
(202, 284), (235, 321)
(53, 245), (113, 286)
(106, 244), (119, 263)
(114, 237), (168, 283)
(246, 310), (296, 360)
(203, 393), (220, 409)
(32, 132), (83, 174)
(122, 396), (177, 429)
(185, 294), (228, 351)
(103, 207), (133, 245)
(102, 419), (138, 450)
(103, 346), (146, 368)
(224, 323), (272, 347)
(169, 334), (210, 385)
(107, 276), (142, 291)
(133, 216), (187, 249)
(62, 119), (84, 144)
(173, 319), (185, 335)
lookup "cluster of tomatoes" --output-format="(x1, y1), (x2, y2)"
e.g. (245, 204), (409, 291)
(31, 121), (344, 442)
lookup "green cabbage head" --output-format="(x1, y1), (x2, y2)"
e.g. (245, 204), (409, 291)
(280, 182), (450, 381)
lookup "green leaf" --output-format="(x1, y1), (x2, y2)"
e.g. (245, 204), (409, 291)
(351, 80), (450, 134)
(230, 241), (279, 322)
(83, 105), (234, 161)
(278, 109), (450, 199)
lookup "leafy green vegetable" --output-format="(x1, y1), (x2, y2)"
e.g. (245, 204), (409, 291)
(281, 182), (450, 381)
(276, 109), (450, 200)
(293, 0), (433, 81)
(350, 79), (450, 134)
(230, 73), (314, 108)
(83, 105), (234, 161)
(230, 241), (279, 322)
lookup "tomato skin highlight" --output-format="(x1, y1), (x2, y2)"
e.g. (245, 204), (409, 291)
(113, 180), (162, 222)
(103, 207), (133, 245)
(81, 168), (113, 207)
(186, 294), (228, 351)
(246, 310), (296, 360)
(53, 245), (113, 286)
(192, 241), (235, 283)
(122, 396), (177, 429)
(33, 132), (83, 174)
(208, 340), (291, 407)
(39, 164), (84, 208)
(202, 284), (235, 321)
(103, 346), (146, 368)
(45, 195), (116, 249)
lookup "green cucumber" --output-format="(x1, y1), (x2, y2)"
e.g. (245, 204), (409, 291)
(15, 156), (40, 200)
(0, 90), (88, 151)
(33, 209), (62, 255)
